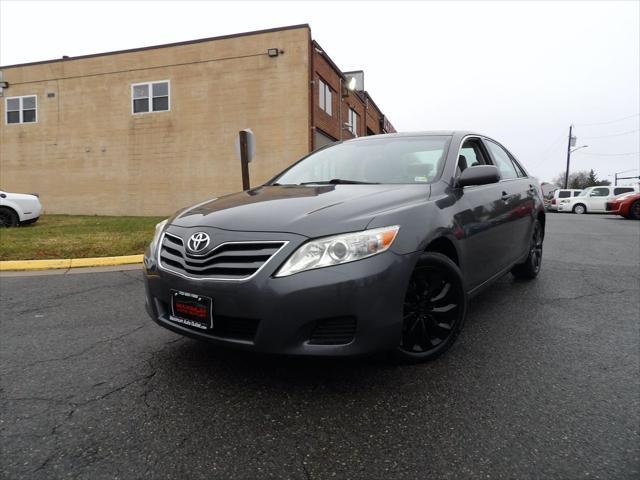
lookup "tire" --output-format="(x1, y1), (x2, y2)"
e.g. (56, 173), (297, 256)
(393, 252), (467, 363)
(628, 200), (640, 220)
(511, 220), (543, 280)
(573, 204), (586, 214)
(0, 207), (19, 227)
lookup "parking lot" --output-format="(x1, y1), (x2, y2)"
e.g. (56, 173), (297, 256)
(1, 213), (638, 479)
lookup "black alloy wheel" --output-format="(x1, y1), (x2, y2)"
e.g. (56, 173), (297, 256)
(0, 208), (19, 228)
(628, 200), (640, 220)
(395, 252), (467, 362)
(511, 220), (543, 279)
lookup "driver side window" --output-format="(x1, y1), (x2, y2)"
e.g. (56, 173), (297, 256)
(457, 138), (488, 175)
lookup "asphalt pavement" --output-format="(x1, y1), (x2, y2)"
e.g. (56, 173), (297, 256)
(1, 213), (639, 479)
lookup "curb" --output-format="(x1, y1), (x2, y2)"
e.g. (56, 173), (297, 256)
(0, 254), (144, 272)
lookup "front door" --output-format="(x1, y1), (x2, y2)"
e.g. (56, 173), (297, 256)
(586, 187), (611, 212)
(453, 138), (509, 289)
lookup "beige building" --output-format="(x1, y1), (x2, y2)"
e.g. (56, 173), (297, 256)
(0, 25), (394, 216)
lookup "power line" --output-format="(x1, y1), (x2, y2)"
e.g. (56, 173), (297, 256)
(576, 151), (640, 157)
(581, 128), (640, 140)
(574, 113), (639, 127)
(7, 52), (269, 86)
(538, 132), (566, 160)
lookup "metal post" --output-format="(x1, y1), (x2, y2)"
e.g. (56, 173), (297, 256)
(239, 130), (250, 190)
(564, 125), (573, 189)
(615, 173), (618, 186)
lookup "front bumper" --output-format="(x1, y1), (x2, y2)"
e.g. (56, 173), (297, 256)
(143, 237), (418, 357)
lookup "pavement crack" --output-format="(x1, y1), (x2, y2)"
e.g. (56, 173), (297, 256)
(33, 452), (55, 473)
(21, 324), (147, 368)
(542, 288), (636, 304)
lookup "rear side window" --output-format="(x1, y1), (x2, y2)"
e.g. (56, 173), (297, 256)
(484, 140), (518, 180)
(558, 191), (571, 198)
(614, 187), (634, 195)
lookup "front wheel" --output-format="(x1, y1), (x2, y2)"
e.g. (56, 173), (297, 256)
(627, 200), (640, 220)
(0, 207), (19, 228)
(394, 252), (467, 363)
(511, 220), (543, 279)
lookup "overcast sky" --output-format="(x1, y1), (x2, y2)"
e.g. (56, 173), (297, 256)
(1, 0), (639, 184)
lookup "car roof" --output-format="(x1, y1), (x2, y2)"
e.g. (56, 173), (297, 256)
(345, 131), (480, 142)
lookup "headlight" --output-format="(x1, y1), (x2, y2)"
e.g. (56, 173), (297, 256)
(149, 219), (168, 257)
(275, 225), (400, 277)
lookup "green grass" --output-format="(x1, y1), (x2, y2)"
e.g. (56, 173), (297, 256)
(0, 214), (167, 261)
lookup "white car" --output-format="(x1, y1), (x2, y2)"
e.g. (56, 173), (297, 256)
(0, 189), (42, 227)
(558, 185), (638, 214)
(548, 189), (583, 211)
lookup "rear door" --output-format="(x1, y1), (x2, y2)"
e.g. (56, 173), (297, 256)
(483, 139), (534, 265)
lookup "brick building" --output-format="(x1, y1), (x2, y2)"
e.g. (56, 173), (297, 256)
(0, 24), (394, 215)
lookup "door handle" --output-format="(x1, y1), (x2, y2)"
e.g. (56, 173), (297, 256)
(501, 191), (513, 201)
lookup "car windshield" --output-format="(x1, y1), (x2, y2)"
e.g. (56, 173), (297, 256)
(272, 136), (451, 185)
(578, 189), (589, 196)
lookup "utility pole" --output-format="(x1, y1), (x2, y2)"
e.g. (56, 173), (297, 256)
(564, 125), (573, 189)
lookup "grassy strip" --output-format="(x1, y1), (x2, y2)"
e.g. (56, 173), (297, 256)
(0, 214), (166, 261)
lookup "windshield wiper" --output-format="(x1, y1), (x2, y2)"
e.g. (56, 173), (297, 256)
(299, 179), (380, 185)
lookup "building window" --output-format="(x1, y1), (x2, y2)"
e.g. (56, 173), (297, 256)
(5, 95), (37, 124)
(348, 108), (358, 136)
(318, 78), (332, 116)
(131, 81), (170, 114)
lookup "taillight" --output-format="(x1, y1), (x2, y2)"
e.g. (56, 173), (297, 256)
(551, 198), (556, 204)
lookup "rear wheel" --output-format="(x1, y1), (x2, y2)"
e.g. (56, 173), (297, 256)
(511, 220), (543, 279)
(573, 204), (586, 214)
(394, 253), (467, 363)
(627, 200), (640, 220)
(0, 207), (18, 228)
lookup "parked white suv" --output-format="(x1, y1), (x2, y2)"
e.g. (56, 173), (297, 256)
(549, 189), (583, 211)
(558, 185), (638, 214)
(0, 189), (42, 227)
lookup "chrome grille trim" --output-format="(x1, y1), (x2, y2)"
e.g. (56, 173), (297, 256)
(157, 232), (289, 282)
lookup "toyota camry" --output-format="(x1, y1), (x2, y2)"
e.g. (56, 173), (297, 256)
(143, 131), (545, 362)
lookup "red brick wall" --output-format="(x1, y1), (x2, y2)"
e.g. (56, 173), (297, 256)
(310, 49), (389, 148)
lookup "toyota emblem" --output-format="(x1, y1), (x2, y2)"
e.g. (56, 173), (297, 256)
(187, 232), (210, 253)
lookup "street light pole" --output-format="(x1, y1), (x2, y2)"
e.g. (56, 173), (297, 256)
(564, 125), (573, 189)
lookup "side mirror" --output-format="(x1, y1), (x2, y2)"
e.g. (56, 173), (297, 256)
(457, 165), (500, 188)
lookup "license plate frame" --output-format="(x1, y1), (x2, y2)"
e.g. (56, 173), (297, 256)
(169, 290), (213, 330)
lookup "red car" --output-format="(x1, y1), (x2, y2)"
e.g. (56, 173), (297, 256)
(605, 192), (640, 219)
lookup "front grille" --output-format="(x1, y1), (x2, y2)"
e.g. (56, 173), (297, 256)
(309, 317), (357, 345)
(159, 232), (286, 280)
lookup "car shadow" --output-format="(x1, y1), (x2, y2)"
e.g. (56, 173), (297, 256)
(143, 278), (515, 399)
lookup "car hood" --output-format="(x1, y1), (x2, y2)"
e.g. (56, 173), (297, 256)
(170, 184), (430, 238)
(3, 192), (39, 201)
